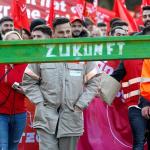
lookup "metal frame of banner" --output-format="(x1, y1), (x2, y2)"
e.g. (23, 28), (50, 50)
(0, 35), (150, 64)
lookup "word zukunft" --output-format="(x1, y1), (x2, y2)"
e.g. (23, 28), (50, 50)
(46, 42), (125, 57)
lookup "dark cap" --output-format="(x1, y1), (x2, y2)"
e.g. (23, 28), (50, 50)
(0, 16), (13, 25)
(30, 18), (46, 32)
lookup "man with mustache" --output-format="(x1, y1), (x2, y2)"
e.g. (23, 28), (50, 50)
(0, 17), (14, 40)
(71, 16), (89, 38)
(143, 5), (150, 28)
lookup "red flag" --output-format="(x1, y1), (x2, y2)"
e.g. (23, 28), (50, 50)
(75, 0), (86, 19)
(90, 0), (98, 24)
(10, 0), (29, 31)
(47, 0), (55, 28)
(113, 0), (139, 32)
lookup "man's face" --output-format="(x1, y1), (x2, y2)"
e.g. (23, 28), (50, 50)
(98, 26), (107, 36)
(0, 21), (14, 35)
(71, 20), (83, 37)
(53, 22), (72, 38)
(122, 25), (128, 34)
(113, 29), (127, 36)
(143, 10), (150, 27)
(21, 30), (30, 40)
(32, 30), (50, 39)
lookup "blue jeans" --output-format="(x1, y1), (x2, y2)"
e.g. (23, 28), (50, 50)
(0, 112), (27, 150)
(128, 107), (147, 150)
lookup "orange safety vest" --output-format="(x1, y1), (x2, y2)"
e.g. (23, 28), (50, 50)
(140, 59), (150, 101)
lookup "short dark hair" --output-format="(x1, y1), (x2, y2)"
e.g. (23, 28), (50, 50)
(142, 5), (150, 11)
(97, 22), (106, 27)
(84, 17), (94, 27)
(30, 18), (46, 32)
(0, 16), (13, 25)
(53, 17), (70, 29)
(32, 25), (52, 37)
(110, 18), (121, 27)
(110, 27), (124, 36)
(111, 21), (128, 29)
(21, 28), (31, 37)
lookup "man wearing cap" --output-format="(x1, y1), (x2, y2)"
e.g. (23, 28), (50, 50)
(71, 16), (89, 38)
(0, 16), (14, 40)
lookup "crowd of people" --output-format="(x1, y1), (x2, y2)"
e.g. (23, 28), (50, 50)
(0, 4), (150, 150)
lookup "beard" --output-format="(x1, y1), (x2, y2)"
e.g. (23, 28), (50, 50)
(144, 20), (150, 27)
(72, 30), (82, 37)
(1, 29), (13, 35)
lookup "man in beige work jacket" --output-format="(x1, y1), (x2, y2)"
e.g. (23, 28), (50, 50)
(22, 17), (120, 150)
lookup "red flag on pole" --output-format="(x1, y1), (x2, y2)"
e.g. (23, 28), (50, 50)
(47, 0), (55, 28)
(113, 0), (139, 32)
(10, 0), (29, 31)
(75, 0), (86, 19)
(90, 0), (98, 24)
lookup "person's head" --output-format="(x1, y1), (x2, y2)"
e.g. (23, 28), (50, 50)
(71, 17), (84, 37)
(84, 17), (94, 32)
(30, 18), (46, 32)
(53, 17), (72, 38)
(90, 26), (102, 37)
(110, 18), (121, 28)
(97, 22), (107, 36)
(3, 30), (22, 40)
(110, 27), (127, 36)
(142, 5), (150, 27)
(111, 21), (128, 34)
(31, 25), (52, 39)
(0, 16), (14, 35)
(20, 28), (31, 40)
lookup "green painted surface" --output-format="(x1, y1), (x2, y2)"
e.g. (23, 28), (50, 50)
(0, 35), (150, 63)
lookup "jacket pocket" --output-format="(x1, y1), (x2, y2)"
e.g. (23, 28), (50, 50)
(40, 63), (57, 92)
(65, 64), (84, 103)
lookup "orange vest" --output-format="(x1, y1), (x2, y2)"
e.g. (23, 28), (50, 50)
(140, 59), (150, 101)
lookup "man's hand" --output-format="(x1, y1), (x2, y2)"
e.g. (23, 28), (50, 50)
(141, 106), (150, 119)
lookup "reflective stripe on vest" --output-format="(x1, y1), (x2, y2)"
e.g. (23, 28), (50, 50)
(122, 77), (150, 88)
(123, 90), (140, 99)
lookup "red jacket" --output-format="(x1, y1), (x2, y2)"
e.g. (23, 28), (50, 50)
(0, 64), (27, 114)
(122, 60), (143, 107)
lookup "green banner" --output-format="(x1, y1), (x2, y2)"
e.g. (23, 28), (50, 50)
(0, 35), (150, 63)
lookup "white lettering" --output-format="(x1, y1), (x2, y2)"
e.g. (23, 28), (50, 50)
(40, 0), (45, 7)
(60, 1), (66, 12)
(46, 0), (51, 8)
(46, 45), (56, 57)
(104, 65), (114, 75)
(117, 42), (125, 55)
(73, 44), (82, 56)
(26, 0), (36, 5)
(84, 45), (92, 56)
(70, 6), (77, 14)
(94, 44), (103, 55)
(3, 6), (10, 17)
(59, 44), (70, 56)
(31, 10), (41, 19)
(107, 43), (115, 55)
